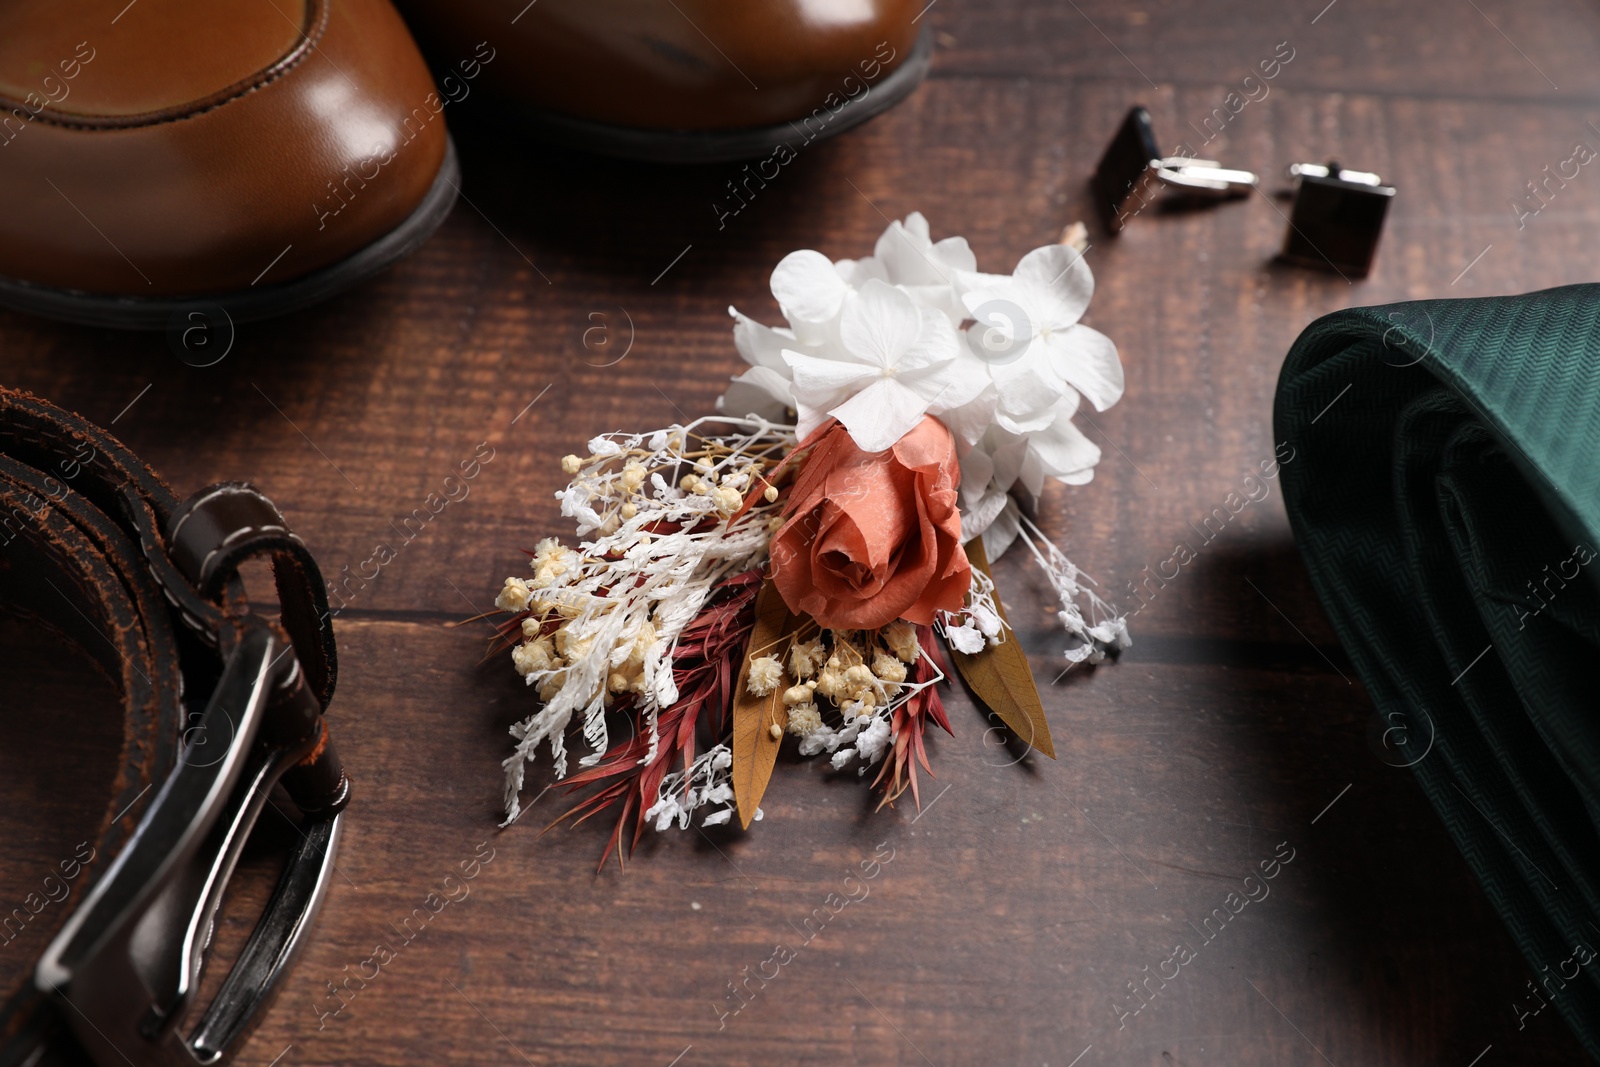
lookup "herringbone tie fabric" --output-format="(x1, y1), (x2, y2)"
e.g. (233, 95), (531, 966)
(1275, 285), (1600, 1054)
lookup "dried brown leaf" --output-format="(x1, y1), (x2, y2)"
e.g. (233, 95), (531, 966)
(731, 576), (799, 827)
(948, 538), (1055, 759)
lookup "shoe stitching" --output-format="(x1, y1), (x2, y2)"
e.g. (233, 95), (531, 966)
(0, 0), (330, 131)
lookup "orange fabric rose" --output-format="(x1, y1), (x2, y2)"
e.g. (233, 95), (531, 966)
(770, 416), (971, 630)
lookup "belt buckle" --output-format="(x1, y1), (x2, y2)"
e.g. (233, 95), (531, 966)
(35, 619), (341, 1067)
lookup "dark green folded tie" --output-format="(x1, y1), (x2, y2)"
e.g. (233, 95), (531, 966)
(1275, 284), (1600, 1053)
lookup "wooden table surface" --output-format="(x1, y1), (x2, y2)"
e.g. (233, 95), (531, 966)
(5, 1), (1600, 1064)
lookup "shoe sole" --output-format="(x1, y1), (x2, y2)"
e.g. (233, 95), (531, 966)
(0, 137), (461, 331)
(515, 24), (934, 164)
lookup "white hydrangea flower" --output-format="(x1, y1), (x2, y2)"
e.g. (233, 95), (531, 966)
(716, 307), (810, 422)
(784, 279), (987, 452)
(834, 210), (976, 325)
(957, 393), (1102, 547)
(770, 248), (850, 344)
(713, 213), (1123, 557)
(955, 243), (1124, 427)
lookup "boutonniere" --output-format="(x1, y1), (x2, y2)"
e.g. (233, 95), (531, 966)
(490, 213), (1129, 866)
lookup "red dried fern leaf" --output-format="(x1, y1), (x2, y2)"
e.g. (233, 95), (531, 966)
(872, 624), (953, 810)
(545, 569), (763, 870)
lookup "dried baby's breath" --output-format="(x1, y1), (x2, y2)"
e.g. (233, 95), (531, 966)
(496, 415), (795, 824)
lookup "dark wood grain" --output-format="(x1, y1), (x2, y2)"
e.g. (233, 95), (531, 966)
(3, 0), (1598, 1063)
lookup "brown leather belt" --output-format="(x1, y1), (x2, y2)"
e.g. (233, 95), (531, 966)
(0, 387), (348, 1067)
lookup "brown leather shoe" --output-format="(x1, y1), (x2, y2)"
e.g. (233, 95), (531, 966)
(392, 0), (933, 163)
(0, 0), (458, 328)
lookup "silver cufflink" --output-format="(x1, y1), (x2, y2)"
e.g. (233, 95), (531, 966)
(1093, 106), (1258, 233)
(1278, 161), (1396, 279)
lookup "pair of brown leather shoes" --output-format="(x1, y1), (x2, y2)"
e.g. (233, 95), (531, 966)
(0, 0), (930, 330)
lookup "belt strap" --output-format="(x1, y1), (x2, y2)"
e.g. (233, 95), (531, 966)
(0, 387), (348, 1067)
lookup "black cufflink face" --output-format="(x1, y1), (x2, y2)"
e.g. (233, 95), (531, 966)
(1279, 163), (1396, 278)
(1093, 106), (1259, 233)
(1093, 107), (1163, 232)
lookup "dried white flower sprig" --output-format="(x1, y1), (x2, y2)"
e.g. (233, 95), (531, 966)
(936, 564), (1008, 656)
(1015, 515), (1131, 666)
(494, 416), (794, 826)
